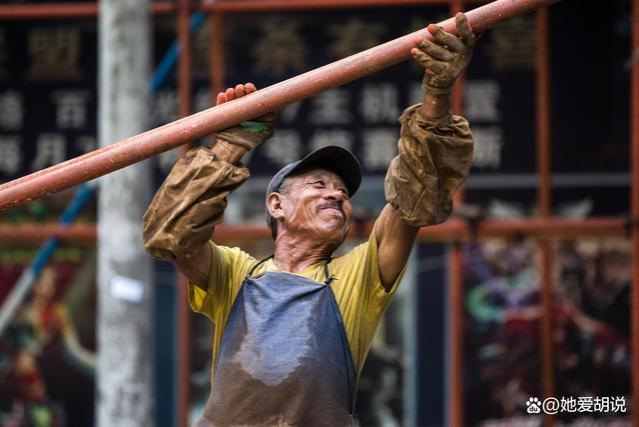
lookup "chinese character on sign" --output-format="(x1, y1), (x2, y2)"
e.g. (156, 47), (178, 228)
(472, 126), (503, 170)
(464, 80), (501, 122)
(280, 102), (302, 125)
(361, 128), (397, 171)
(31, 134), (66, 170)
(309, 129), (354, 152)
(0, 136), (22, 176)
(360, 83), (399, 124)
(489, 16), (536, 71)
(253, 19), (307, 78)
(327, 19), (385, 59)
(28, 27), (82, 80)
(0, 91), (24, 130)
(52, 90), (90, 129)
(263, 130), (302, 167)
(309, 89), (351, 125)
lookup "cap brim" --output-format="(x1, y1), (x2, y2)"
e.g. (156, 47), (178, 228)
(287, 146), (362, 197)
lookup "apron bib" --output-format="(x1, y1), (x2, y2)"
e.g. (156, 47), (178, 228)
(197, 258), (358, 427)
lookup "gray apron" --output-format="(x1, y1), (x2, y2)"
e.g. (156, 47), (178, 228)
(196, 257), (359, 427)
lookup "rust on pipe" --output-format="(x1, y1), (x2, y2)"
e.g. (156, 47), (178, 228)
(0, 0), (562, 212)
(0, 2), (175, 19)
(535, 8), (555, 426)
(631, 0), (639, 422)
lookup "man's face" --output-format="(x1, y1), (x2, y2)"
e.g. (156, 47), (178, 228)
(273, 168), (353, 245)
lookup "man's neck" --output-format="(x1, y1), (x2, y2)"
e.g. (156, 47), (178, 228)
(272, 233), (336, 274)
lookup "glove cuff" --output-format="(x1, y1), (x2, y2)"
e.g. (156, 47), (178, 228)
(423, 81), (455, 95)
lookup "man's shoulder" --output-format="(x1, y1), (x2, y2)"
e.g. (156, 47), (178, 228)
(331, 234), (376, 271)
(212, 243), (258, 270)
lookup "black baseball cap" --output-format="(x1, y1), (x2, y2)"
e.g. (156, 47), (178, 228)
(265, 145), (362, 227)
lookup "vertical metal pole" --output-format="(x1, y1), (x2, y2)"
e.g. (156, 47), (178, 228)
(177, 1), (192, 426)
(448, 2), (465, 426)
(630, 0), (639, 422)
(97, 0), (154, 425)
(210, 11), (226, 100)
(536, 8), (555, 425)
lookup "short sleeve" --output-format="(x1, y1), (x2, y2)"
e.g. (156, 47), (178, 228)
(188, 241), (256, 322)
(329, 225), (407, 372)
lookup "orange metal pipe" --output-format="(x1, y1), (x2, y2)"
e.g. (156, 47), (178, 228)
(0, 0), (561, 212)
(0, 217), (628, 245)
(535, 8), (555, 426)
(0, 224), (97, 244)
(0, 2), (175, 19)
(630, 0), (639, 421)
(448, 2), (465, 426)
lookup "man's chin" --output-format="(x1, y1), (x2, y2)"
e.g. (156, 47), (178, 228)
(317, 224), (349, 244)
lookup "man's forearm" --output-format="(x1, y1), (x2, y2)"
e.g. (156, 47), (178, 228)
(421, 91), (452, 120)
(143, 146), (250, 262)
(384, 102), (473, 228)
(175, 242), (212, 291)
(211, 137), (249, 164)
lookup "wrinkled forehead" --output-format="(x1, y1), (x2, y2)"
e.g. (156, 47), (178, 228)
(287, 167), (346, 187)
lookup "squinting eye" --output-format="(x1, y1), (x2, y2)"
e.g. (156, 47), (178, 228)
(313, 180), (325, 188)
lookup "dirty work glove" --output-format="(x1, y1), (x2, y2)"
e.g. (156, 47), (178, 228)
(412, 13), (477, 95)
(215, 110), (280, 151)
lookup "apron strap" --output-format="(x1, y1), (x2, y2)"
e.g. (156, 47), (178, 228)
(248, 255), (335, 286)
(247, 254), (274, 277)
(323, 256), (335, 286)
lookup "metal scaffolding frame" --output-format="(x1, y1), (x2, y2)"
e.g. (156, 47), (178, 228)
(0, 1), (636, 426)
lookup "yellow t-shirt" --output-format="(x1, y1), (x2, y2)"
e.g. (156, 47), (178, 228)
(188, 229), (405, 375)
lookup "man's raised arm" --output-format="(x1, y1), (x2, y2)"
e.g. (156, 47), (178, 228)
(375, 13), (477, 290)
(142, 83), (277, 290)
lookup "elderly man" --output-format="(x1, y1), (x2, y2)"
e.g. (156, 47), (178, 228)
(144, 13), (476, 426)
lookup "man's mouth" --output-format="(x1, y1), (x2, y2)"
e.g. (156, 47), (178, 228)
(319, 205), (343, 216)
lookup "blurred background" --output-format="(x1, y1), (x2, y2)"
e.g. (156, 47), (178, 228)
(0, 0), (635, 426)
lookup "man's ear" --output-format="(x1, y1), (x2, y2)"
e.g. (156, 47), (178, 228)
(266, 192), (285, 220)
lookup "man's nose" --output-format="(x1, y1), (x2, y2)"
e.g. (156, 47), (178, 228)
(324, 187), (345, 201)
